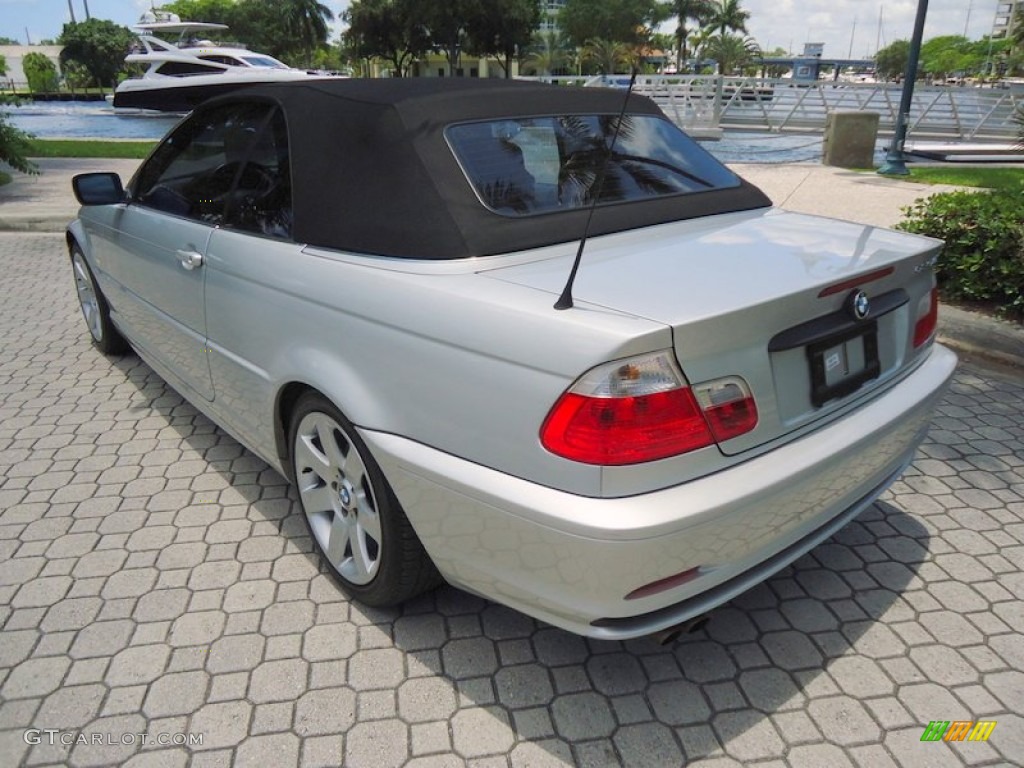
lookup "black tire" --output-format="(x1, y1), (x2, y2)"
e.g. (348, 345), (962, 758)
(289, 392), (439, 606)
(70, 244), (129, 355)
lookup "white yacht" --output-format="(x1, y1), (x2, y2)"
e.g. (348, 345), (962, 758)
(112, 12), (331, 112)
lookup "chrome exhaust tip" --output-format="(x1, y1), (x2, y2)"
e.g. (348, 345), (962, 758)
(652, 613), (711, 645)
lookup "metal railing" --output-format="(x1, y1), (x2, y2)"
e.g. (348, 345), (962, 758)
(531, 75), (1023, 141)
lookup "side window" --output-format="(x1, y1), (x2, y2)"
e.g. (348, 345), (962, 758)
(132, 102), (273, 226)
(222, 108), (292, 240)
(154, 61), (226, 76)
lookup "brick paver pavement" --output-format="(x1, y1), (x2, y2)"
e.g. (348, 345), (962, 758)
(1, 232), (1022, 767)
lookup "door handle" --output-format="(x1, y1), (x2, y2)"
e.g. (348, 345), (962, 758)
(176, 250), (204, 270)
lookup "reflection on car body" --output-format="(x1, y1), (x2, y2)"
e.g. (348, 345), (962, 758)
(68, 79), (956, 639)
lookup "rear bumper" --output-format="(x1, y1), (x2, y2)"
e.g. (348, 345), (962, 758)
(363, 343), (957, 638)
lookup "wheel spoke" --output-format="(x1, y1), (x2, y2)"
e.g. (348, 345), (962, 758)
(294, 428), (331, 480)
(326, 509), (351, 566)
(318, 419), (349, 475)
(356, 498), (382, 544)
(348, 521), (373, 581)
(341, 445), (368, 486)
(297, 482), (335, 514)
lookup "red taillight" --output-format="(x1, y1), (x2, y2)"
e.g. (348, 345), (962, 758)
(693, 377), (758, 442)
(540, 352), (758, 465)
(913, 287), (939, 348)
(541, 388), (714, 465)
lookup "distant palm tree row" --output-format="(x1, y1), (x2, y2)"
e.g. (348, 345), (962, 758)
(526, 0), (759, 77)
(670, 0), (755, 73)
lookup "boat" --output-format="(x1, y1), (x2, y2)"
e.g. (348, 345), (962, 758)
(112, 11), (333, 112)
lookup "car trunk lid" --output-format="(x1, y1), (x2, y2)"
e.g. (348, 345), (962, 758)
(479, 208), (943, 455)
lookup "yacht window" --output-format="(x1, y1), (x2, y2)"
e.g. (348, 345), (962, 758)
(198, 55), (244, 66)
(241, 56), (287, 68)
(154, 61), (225, 76)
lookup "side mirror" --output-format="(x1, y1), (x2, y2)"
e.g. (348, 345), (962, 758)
(72, 173), (125, 206)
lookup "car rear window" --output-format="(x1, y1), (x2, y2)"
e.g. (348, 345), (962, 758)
(446, 114), (740, 216)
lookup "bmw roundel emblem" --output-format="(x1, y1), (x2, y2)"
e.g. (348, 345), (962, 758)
(848, 290), (870, 321)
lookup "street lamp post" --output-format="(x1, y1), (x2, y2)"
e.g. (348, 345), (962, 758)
(878, 0), (930, 176)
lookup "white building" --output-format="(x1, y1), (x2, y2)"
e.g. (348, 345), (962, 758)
(0, 45), (63, 89)
(993, 0), (1021, 38)
(540, 0), (567, 34)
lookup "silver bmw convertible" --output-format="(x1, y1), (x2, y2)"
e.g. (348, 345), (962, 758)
(68, 79), (956, 639)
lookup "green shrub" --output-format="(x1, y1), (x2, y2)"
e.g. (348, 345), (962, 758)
(23, 52), (59, 93)
(897, 186), (1024, 318)
(0, 96), (39, 175)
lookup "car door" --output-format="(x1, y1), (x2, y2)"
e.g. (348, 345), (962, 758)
(107, 101), (275, 402)
(203, 106), (302, 450)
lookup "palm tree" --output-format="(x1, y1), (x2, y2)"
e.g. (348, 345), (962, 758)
(526, 30), (573, 76)
(708, 0), (751, 37)
(583, 38), (628, 75)
(689, 26), (716, 71)
(706, 32), (760, 75)
(670, 0), (715, 71)
(280, 0), (334, 68)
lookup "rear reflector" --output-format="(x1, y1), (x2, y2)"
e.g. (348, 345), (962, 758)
(625, 566), (703, 600)
(913, 287), (938, 348)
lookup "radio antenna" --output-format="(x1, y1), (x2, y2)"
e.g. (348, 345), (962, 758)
(554, 69), (638, 311)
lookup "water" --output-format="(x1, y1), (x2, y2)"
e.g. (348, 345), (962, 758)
(3, 101), (180, 140)
(5, 101), (890, 164)
(699, 132), (827, 164)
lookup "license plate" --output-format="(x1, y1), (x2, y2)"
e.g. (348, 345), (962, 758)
(807, 322), (880, 407)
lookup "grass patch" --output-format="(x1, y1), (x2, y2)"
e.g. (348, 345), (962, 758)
(28, 139), (156, 159)
(907, 166), (1024, 191)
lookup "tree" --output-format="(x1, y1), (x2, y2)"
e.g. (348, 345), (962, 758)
(0, 98), (38, 175)
(278, 0), (333, 67)
(418, 0), (482, 76)
(874, 39), (910, 80)
(1014, 6), (1024, 50)
(707, 0), (749, 36)
(58, 19), (136, 88)
(525, 29), (574, 76)
(343, 0), (431, 77)
(919, 35), (975, 80)
(669, 0), (714, 70)
(0, 36), (20, 45)
(22, 53), (60, 93)
(760, 45), (788, 78)
(158, 0), (240, 25)
(705, 32), (758, 74)
(583, 38), (628, 73)
(465, 0), (541, 77)
(0, 54), (6, 77)
(560, 0), (670, 49)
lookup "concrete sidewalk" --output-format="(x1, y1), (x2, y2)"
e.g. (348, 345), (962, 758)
(2, 157), (1022, 370)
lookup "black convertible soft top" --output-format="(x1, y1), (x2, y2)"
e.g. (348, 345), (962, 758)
(204, 78), (770, 259)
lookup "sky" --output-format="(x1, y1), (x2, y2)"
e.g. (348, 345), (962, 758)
(0, 0), (1005, 58)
